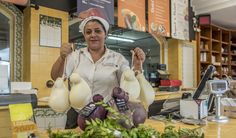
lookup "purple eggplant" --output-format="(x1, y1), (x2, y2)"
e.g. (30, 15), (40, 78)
(128, 102), (147, 127)
(77, 115), (86, 130)
(93, 94), (104, 102)
(112, 87), (147, 128)
(112, 87), (129, 102)
(77, 94), (108, 130)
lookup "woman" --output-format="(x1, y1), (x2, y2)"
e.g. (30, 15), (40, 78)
(51, 16), (145, 128)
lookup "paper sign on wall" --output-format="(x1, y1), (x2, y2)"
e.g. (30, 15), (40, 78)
(39, 15), (62, 48)
(171, 0), (189, 40)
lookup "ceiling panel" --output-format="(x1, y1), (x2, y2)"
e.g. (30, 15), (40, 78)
(191, 0), (236, 29)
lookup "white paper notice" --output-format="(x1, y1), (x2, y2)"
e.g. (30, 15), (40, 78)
(39, 15), (61, 48)
(171, 0), (189, 40)
(0, 64), (10, 94)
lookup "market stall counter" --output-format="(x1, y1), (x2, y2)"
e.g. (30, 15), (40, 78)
(2, 100), (236, 137)
(35, 118), (236, 138)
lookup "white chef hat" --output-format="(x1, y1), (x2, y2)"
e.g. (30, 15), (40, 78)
(79, 16), (109, 35)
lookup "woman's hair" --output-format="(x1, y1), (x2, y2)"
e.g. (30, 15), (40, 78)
(79, 16), (109, 35)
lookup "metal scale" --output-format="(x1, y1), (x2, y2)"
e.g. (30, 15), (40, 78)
(207, 80), (229, 123)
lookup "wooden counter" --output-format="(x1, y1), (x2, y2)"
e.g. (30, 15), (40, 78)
(36, 119), (236, 138)
(155, 90), (193, 100)
(145, 119), (236, 138)
(155, 91), (184, 100)
(0, 107), (12, 138)
(2, 102), (236, 138)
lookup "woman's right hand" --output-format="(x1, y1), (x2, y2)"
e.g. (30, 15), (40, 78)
(60, 43), (73, 60)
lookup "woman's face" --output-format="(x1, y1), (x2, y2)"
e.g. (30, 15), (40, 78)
(84, 21), (106, 51)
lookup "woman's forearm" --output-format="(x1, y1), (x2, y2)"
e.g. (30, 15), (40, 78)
(51, 56), (65, 81)
(133, 64), (142, 71)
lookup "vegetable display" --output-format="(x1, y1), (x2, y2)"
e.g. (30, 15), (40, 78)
(48, 128), (80, 138)
(48, 72), (203, 137)
(48, 102), (204, 138)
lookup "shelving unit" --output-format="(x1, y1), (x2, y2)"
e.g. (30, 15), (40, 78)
(197, 25), (211, 82)
(197, 24), (236, 83)
(231, 31), (236, 77)
(221, 28), (230, 77)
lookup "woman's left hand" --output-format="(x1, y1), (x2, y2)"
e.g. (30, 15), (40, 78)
(133, 47), (145, 71)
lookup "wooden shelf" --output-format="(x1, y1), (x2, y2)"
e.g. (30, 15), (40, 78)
(231, 43), (236, 47)
(222, 41), (229, 45)
(197, 24), (236, 83)
(200, 61), (210, 64)
(212, 39), (220, 42)
(222, 53), (229, 55)
(212, 63), (221, 66)
(213, 74), (221, 77)
(222, 63), (228, 66)
(212, 50), (220, 54)
(200, 49), (210, 52)
(200, 36), (210, 40)
(232, 61), (236, 64)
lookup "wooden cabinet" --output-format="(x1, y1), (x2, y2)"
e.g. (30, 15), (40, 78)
(197, 24), (236, 83)
(231, 31), (236, 76)
(222, 29), (230, 76)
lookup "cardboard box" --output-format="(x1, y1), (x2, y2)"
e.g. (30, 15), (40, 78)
(12, 120), (37, 138)
(180, 99), (208, 119)
(222, 106), (236, 118)
(221, 98), (236, 118)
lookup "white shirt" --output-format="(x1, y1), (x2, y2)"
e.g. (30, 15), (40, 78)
(65, 47), (130, 102)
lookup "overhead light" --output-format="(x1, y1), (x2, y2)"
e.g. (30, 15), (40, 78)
(108, 36), (134, 43)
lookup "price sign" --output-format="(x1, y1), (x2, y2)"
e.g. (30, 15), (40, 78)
(114, 98), (129, 112)
(79, 103), (97, 117)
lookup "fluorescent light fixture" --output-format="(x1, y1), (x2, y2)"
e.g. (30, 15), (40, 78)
(108, 36), (134, 43)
